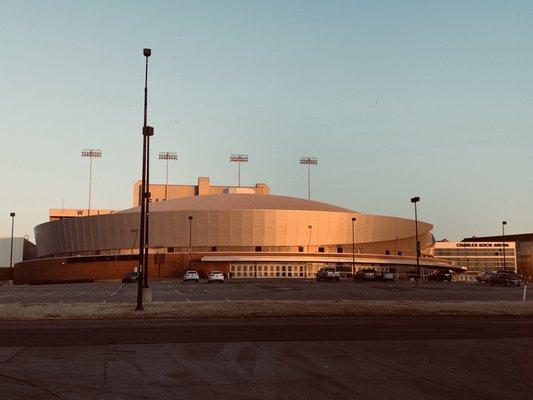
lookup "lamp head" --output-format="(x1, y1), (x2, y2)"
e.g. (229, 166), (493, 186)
(143, 48), (151, 57)
(188, 216), (193, 220)
(502, 221), (507, 225)
(352, 217), (356, 222)
(410, 196), (420, 203)
(10, 212), (15, 217)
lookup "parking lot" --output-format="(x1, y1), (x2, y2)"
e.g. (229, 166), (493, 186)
(0, 279), (527, 304)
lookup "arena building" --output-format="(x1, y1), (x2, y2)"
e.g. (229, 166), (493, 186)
(13, 181), (459, 284)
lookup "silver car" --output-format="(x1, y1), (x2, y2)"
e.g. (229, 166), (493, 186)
(207, 271), (225, 283)
(183, 270), (200, 283)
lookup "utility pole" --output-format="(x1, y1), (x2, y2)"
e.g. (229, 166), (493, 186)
(411, 196), (421, 285)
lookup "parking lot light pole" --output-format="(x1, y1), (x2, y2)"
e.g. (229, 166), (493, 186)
(188, 216), (193, 269)
(9, 212), (15, 281)
(502, 221), (507, 271)
(351, 217), (356, 278)
(136, 48), (154, 311)
(410, 196), (421, 285)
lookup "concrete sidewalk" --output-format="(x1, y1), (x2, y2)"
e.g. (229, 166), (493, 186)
(0, 299), (532, 320)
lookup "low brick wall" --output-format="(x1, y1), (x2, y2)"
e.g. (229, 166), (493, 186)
(13, 254), (231, 285)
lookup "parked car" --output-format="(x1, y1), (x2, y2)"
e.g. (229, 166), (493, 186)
(487, 272), (521, 287)
(207, 271), (225, 283)
(122, 271), (139, 284)
(182, 270), (200, 283)
(427, 270), (452, 282)
(354, 268), (377, 282)
(377, 272), (395, 282)
(316, 267), (341, 282)
(476, 271), (496, 283)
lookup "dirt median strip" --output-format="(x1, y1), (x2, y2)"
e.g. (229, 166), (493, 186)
(0, 300), (532, 320)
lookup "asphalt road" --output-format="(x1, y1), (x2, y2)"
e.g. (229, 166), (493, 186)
(0, 317), (531, 400)
(0, 279), (527, 304)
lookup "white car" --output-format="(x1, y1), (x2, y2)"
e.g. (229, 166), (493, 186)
(182, 270), (200, 283)
(207, 271), (225, 283)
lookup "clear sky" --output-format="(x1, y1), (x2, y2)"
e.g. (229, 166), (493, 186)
(1, 0), (532, 241)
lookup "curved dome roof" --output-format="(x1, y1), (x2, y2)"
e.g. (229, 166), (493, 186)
(120, 193), (355, 213)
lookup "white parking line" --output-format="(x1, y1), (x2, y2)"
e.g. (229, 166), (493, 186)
(203, 289), (214, 294)
(174, 290), (183, 295)
(185, 298), (190, 302)
(110, 291), (118, 297)
(225, 298), (231, 302)
(74, 290), (88, 297)
(42, 291), (56, 297)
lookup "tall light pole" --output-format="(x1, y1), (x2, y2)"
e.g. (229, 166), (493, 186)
(502, 221), (507, 271)
(81, 149), (102, 216)
(136, 48), (155, 311)
(188, 216), (193, 269)
(159, 152), (178, 201)
(230, 154), (248, 187)
(299, 157), (318, 200)
(351, 217), (356, 278)
(410, 196), (421, 284)
(9, 212), (15, 282)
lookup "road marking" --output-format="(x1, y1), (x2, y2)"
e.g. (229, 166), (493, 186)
(203, 289), (214, 294)
(59, 301), (64, 304)
(174, 290), (183, 295)
(102, 300), (106, 304)
(74, 290), (88, 297)
(231, 288), (241, 293)
(110, 291), (118, 297)
(185, 298), (190, 302)
(225, 298), (231, 302)
(42, 291), (56, 297)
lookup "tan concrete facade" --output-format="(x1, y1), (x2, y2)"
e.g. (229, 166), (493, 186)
(35, 193), (434, 259)
(132, 176), (270, 206)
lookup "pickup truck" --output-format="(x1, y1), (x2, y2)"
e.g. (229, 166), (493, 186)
(316, 267), (341, 282)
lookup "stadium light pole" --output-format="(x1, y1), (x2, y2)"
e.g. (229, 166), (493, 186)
(230, 154), (248, 187)
(159, 152), (178, 201)
(351, 217), (356, 278)
(410, 196), (421, 285)
(299, 157), (318, 200)
(188, 216), (193, 269)
(136, 48), (154, 311)
(81, 149), (102, 216)
(9, 212), (15, 282)
(502, 221), (507, 271)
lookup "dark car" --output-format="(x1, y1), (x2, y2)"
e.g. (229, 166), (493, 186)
(122, 271), (140, 284)
(427, 270), (452, 282)
(354, 268), (377, 282)
(487, 272), (521, 287)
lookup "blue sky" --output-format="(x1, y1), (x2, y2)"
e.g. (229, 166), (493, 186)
(1, 0), (532, 241)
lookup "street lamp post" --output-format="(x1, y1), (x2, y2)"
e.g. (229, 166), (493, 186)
(81, 149), (102, 216)
(188, 216), (193, 269)
(136, 48), (155, 311)
(351, 217), (356, 278)
(230, 154), (248, 187)
(159, 152), (178, 201)
(410, 196), (421, 284)
(9, 212), (15, 282)
(299, 157), (318, 200)
(502, 221), (507, 271)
